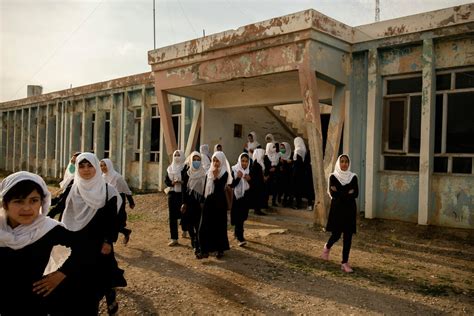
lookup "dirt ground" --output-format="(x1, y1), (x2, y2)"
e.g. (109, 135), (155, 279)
(84, 191), (474, 315)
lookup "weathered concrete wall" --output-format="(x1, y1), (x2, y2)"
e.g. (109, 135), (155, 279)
(435, 36), (474, 69)
(377, 173), (419, 223)
(348, 52), (368, 213)
(201, 105), (296, 164)
(431, 175), (474, 229)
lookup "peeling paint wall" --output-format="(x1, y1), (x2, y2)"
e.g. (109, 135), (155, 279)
(435, 37), (474, 69)
(380, 45), (423, 76)
(201, 106), (296, 164)
(376, 173), (419, 222)
(431, 175), (474, 229)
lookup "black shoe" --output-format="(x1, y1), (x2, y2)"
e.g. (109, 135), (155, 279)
(216, 251), (224, 259)
(255, 210), (267, 216)
(123, 228), (132, 245)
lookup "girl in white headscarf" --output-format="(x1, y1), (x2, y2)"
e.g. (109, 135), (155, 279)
(291, 137), (308, 209)
(264, 142), (281, 207)
(198, 151), (231, 259)
(199, 144), (212, 171)
(61, 152), (126, 315)
(321, 154), (358, 273)
(250, 148), (267, 215)
(100, 158), (135, 245)
(244, 131), (261, 155)
(230, 153), (252, 246)
(164, 150), (186, 246)
(213, 143), (223, 153)
(0, 171), (79, 315)
(180, 151), (207, 257)
(278, 142), (293, 207)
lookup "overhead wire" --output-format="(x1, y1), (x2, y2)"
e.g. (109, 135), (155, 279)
(9, 0), (106, 100)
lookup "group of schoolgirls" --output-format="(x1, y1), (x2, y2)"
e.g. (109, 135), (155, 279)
(244, 132), (315, 211)
(1, 152), (134, 315)
(165, 143), (264, 259)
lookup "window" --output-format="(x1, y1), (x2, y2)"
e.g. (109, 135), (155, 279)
(383, 69), (474, 174)
(233, 124), (242, 138)
(150, 106), (160, 162)
(171, 102), (181, 147)
(434, 70), (474, 174)
(134, 108), (141, 161)
(104, 111), (110, 158)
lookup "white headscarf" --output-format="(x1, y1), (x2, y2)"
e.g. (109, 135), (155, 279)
(101, 159), (132, 195)
(0, 171), (60, 250)
(328, 154), (357, 197)
(213, 144), (222, 153)
(293, 137), (307, 161)
(247, 131), (260, 153)
(252, 148), (266, 172)
(59, 152), (81, 189)
(185, 151), (206, 199)
(62, 153), (121, 232)
(232, 153), (251, 200)
(199, 144), (211, 171)
(204, 151), (231, 198)
(167, 150), (185, 193)
(265, 142), (280, 167)
(265, 133), (275, 144)
(280, 142), (292, 161)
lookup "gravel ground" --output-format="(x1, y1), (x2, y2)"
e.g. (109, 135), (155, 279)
(91, 191), (474, 315)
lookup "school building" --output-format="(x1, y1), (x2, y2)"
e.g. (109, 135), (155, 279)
(1, 4), (473, 229)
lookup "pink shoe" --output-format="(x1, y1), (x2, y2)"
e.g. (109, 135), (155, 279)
(321, 244), (330, 260)
(341, 263), (354, 273)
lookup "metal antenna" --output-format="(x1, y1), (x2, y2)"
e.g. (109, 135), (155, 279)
(153, 0), (156, 49)
(375, 0), (380, 22)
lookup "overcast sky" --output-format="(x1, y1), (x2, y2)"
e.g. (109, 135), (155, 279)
(0, 0), (470, 102)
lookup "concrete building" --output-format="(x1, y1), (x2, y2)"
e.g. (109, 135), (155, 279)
(1, 4), (473, 229)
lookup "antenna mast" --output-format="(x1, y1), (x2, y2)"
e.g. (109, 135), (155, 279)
(375, 0), (380, 22)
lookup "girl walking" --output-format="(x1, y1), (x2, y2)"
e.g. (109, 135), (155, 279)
(198, 151), (231, 259)
(0, 171), (79, 315)
(100, 158), (135, 244)
(230, 153), (252, 246)
(61, 152), (126, 314)
(165, 150), (186, 246)
(321, 154), (359, 273)
(181, 151), (206, 257)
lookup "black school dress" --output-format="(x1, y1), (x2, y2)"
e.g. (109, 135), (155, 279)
(0, 225), (79, 316)
(199, 172), (230, 254)
(325, 175), (359, 234)
(62, 191), (126, 314)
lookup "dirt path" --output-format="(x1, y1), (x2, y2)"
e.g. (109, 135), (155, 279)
(93, 192), (474, 315)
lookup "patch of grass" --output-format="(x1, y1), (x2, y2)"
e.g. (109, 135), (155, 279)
(128, 213), (144, 222)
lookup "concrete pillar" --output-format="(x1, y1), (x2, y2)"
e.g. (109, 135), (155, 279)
(324, 85), (346, 179)
(0, 112), (5, 170)
(14, 110), (22, 171)
(298, 63), (328, 226)
(94, 97), (105, 159)
(418, 38), (436, 225)
(365, 48), (382, 219)
(122, 91), (135, 180)
(113, 93), (124, 173)
(45, 104), (56, 177)
(155, 87), (178, 156)
(21, 108), (28, 170)
(36, 106), (47, 174)
(139, 88), (151, 190)
(28, 107), (38, 172)
(54, 102), (62, 178)
(184, 100), (201, 157)
(5, 111), (12, 171)
(70, 111), (81, 157)
(81, 98), (93, 153)
(109, 95), (118, 163)
(63, 102), (71, 169)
